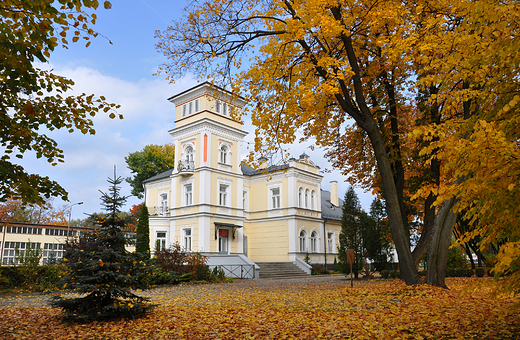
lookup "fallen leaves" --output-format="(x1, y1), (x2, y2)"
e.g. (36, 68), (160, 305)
(0, 277), (518, 339)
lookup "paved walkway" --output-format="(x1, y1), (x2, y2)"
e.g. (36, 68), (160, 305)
(0, 275), (371, 309)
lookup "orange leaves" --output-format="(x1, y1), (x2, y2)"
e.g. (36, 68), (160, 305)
(0, 277), (519, 339)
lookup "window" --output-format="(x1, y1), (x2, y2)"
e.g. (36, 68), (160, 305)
(43, 243), (64, 264)
(305, 189), (310, 208)
(156, 232), (166, 251)
(195, 99), (199, 112)
(185, 145), (194, 163)
(188, 101), (193, 115)
(298, 187), (303, 208)
(183, 228), (192, 252)
(219, 184), (228, 206)
(182, 104), (187, 117)
(184, 184), (193, 206)
(159, 194), (168, 216)
(271, 187), (281, 209)
(223, 103), (227, 115)
(3, 242), (41, 265)
(216, 100), (221, 113)
(311, 190), (316, 210)
(299, 230), (307, 252)
(243, 191), (247, 211)
(310, 230), (318, 253)
(219, 145), (228, 164)
(327, 232), (334, 253)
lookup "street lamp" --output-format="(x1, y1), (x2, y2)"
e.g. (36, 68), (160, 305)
(68, 202), (84, 238)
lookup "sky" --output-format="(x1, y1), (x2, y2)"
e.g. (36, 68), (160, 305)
(18, 0), (375, 220)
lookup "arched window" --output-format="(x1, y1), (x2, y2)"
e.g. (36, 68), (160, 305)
(310, 230), (318, 253)
(311, 190), (316, 210)
(299, 229), (307, 252)
(219, 145), (228, 164)
(305, 189), (310, 208)
(298, 187), (303, 208)
(185, 145), (194, 163)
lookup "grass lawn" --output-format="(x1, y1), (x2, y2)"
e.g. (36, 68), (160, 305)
(0, 277), (518, 339)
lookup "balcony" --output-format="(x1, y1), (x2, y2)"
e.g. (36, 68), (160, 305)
(178, 160), (194, 176)
(149, 206), (170, 217)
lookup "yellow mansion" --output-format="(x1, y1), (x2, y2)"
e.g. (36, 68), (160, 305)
(143, 83), (344, 277)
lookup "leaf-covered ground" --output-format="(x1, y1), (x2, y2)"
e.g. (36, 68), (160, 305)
(0, 277), (518, 339)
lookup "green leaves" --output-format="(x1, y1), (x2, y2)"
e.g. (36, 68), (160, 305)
(125, 144), (176, 199)
(0, 1), (118, 205)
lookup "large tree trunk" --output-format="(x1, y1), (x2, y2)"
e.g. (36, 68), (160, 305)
(426, 197), (459, 287)
(366, 121), (422, 285)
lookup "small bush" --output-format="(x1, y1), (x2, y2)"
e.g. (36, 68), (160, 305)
(389, 270), (400, 279)
(380, 270), (389, 279)
(155, 243), (208, 281)
(475, 267), (485, 277)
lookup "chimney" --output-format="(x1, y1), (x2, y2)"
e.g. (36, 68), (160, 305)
(258, 156), (268, 170)
(330, 181), (339, 207)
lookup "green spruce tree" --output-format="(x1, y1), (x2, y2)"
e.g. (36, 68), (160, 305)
(361, 198), (392, 272)
(338, 187), (365, 278)
(135, 204), (150, 257)
(52, 169), (153, 322)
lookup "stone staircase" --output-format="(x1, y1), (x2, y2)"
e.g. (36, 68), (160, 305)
(256, 262), (310, 279)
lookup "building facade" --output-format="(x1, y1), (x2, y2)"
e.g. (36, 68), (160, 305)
(143, 83), (344, 270)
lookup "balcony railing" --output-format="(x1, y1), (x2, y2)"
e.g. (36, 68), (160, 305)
(149, 206), (170, 217)
(178, 160), (195, 175)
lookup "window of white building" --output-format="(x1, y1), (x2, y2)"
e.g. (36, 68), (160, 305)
(182, 228), (192, 252)
(43, 243), (64, 264)
(310, 230), (318, 253)
(298, 187), (303, 208)
(311, 190), (316, 210)
(182, 104), (187, 117)
(156, 232), (167, 251)
(195, 99), (199, 112)
(271, 187), (281, 209)
(219, 145), (228, 164)
(184, 145), (194, 163)
(184, 183), (193, 206)
(159, 193), (168, 216)
(327, 232), (334, 253)
(305, 189), (310, 208)
(299, 229), (307, 252)
(223, 103), (227, 115)
(216, 100), (221, 113)
(188, 101), (193, 115)
(219, 184), (229, 206)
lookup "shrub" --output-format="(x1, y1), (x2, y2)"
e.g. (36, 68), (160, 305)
(475, 267), (486, 277)
(0, 265), (66, 292)
(155, 243), (208, 280)
(380, 269), (389, 278)
(389, 270), (400, 279)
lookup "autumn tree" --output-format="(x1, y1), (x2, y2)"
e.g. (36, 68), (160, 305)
(52, 170), (152, 322)
(0, 198), (68, 225)
(125, 144), (175, 199)
(0, 1), (120, 206)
